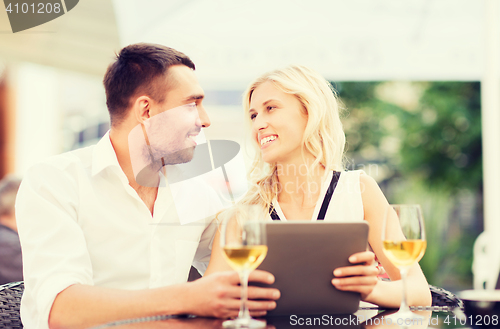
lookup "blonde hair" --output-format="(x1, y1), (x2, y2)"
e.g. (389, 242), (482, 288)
(239, 65), (346, 211)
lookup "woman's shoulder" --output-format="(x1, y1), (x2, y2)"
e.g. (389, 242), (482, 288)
(355, 172), (389, 221)
(354, 171), (382, 197)
(356, 170), (377, 185)
(337, 170), (381, 198)
(338, 169), (369, 181)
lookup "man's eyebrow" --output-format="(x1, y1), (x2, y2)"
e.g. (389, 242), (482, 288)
(184, 94), (204, 102)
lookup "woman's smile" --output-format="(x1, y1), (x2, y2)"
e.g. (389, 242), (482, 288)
(249, 81), (308, 165)
(259, 134), (278, 149)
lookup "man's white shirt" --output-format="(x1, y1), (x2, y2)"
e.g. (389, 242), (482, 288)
(15, 132), (222, 329)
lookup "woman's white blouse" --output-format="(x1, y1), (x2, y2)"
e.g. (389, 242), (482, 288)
(272, 170), (365, 222)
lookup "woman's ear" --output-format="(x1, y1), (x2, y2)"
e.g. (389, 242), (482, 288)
(132, 96), (152, 124)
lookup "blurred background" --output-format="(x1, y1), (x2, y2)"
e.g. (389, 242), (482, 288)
(1, 0), (499, 292)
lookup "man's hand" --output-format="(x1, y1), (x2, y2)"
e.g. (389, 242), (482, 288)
(331, 251), (379, 301)
(186, 270), (280, 318)
(47, 271), (279, 329)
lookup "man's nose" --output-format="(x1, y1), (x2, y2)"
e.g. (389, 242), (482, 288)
(196, 105), (211, 128)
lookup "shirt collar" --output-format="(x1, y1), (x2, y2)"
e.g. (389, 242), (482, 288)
(90, 131), (187, 185)
(91, 131), (122, 177)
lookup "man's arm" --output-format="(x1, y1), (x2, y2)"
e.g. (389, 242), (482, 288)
(17, 162), (278, 329)
(49, 271), (278, 329)
(16, 162), (97, 329)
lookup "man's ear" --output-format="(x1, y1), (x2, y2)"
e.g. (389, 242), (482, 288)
(132, 96), (152, 124)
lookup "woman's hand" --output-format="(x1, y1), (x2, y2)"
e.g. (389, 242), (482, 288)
(331, 251), (379, 301)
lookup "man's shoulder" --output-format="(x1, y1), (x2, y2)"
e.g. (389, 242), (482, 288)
(27, 145), (95, 174)
(22, 145), (97, 189)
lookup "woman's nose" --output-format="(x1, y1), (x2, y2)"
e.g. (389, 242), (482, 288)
(253, 114), (268, 131)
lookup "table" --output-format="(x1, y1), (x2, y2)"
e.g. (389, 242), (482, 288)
(90, 310), (474, 329)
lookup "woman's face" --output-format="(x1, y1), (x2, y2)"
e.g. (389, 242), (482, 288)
(248, 81), (308, 166)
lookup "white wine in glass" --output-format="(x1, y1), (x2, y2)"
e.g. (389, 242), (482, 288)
(382, 204), (426, 321)
(223, 245), (268, 272)
(220, 205), (268, 328)
(382, 240), (427, 268)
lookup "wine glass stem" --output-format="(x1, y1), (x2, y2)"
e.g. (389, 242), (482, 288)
(400, 267), (411, 313)
(238, 270), (251, 320)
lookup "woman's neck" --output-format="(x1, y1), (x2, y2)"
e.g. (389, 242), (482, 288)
(276, 158), (326, 208)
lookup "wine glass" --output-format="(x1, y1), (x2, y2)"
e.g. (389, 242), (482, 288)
(219, 204), (268, 328)
(382, 204), (427, 321)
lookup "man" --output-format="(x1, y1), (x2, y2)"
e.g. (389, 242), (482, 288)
(16, 43), (279, 329)
(0, 175), (23, 285)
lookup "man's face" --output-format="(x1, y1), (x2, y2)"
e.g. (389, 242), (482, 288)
(146, 65), (210, 165)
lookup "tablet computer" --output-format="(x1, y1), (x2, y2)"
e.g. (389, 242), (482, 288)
(255, 221), (369, 316)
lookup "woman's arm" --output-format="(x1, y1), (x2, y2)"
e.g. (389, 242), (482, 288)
(332, 173), (431, 308)
(358, 173), (432, 307)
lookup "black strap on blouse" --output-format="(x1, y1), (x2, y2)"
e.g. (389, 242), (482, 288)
(269, 171), (341, 221)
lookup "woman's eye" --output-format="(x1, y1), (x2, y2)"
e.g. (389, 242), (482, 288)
(267, 106), (276, 111)
(250, 113), (257, 120)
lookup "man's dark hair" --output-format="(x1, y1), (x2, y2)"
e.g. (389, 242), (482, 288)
(103, 43), (195, 126)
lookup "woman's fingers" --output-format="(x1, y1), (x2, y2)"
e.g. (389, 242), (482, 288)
(332, 283), (377, 297)
(333, 264), (378, 278)
(348, 251), (375, 265)
(332, 253), (379, 301)
(332, 275), (379, 288)
(332, 274), (379, 300)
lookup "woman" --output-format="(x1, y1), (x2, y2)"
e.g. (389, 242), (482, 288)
(205, 65), (431, 308)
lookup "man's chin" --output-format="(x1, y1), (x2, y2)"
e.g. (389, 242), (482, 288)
(163, 147), (195, 165)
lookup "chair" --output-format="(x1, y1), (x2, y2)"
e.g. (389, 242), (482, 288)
(426, 284), (464, 312)
(359, 285), (464, 312)
(0, 281), (23, 329)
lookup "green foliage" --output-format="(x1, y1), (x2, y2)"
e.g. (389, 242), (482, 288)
(400, 82), (482, 191)
(337, 81), (482, 192)
(334, 81), (482, 289)
(389, 178), (477, 289)
(336, 82), (400, 161)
